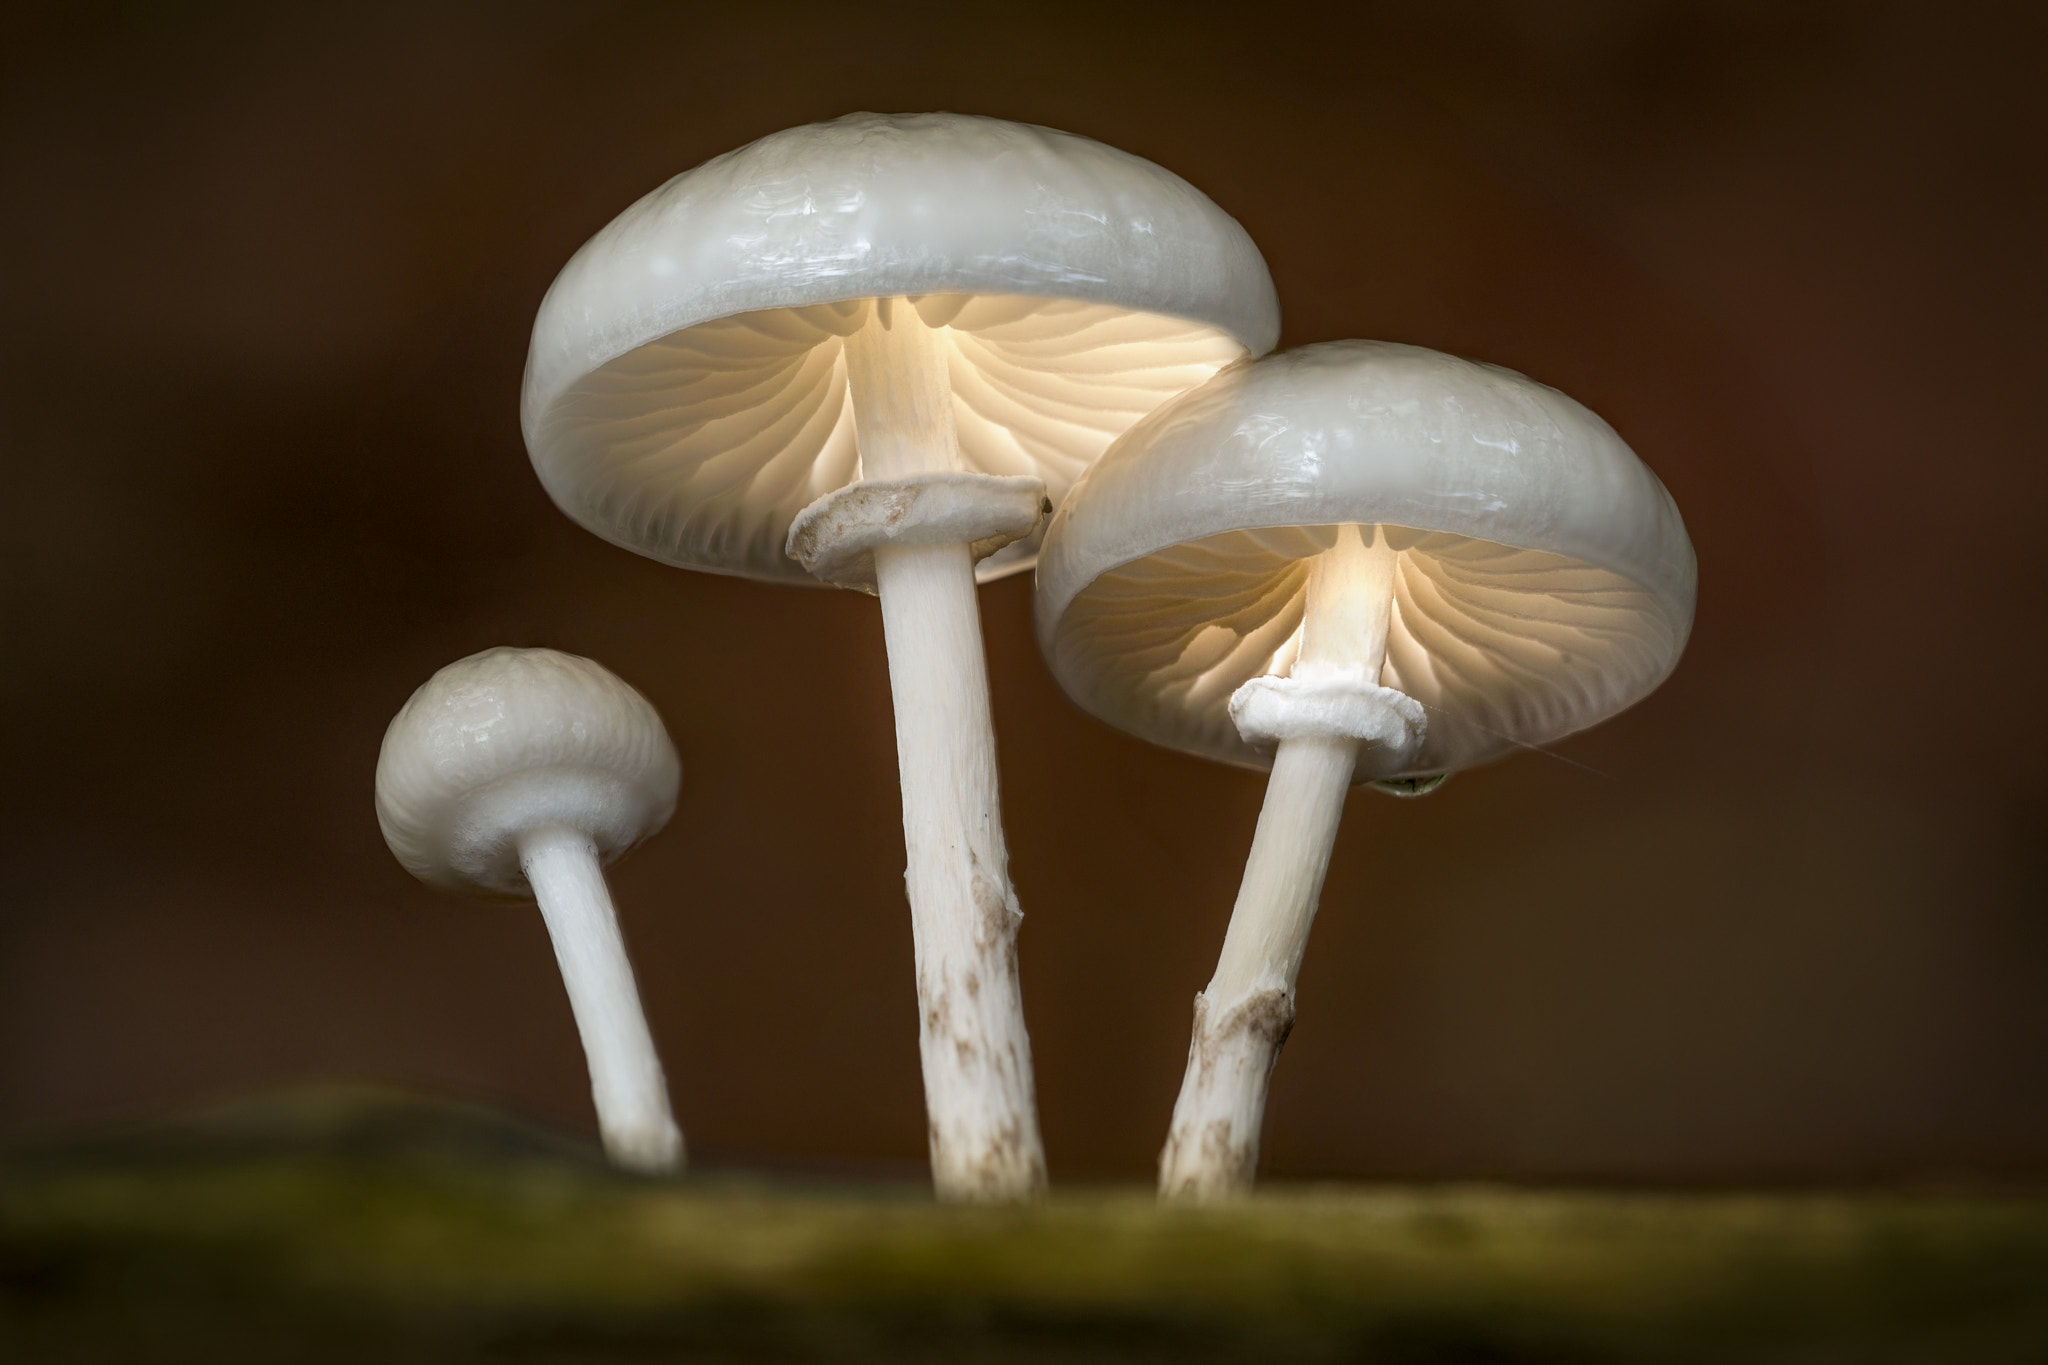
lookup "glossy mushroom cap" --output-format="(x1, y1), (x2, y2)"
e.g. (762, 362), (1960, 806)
(1034, 341), (1697, 782)
(522, 111), (1280, 585)
(375, 648), (681, 895)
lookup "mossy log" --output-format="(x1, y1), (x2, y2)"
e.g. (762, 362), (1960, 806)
(3, 1086), (2044, 1362)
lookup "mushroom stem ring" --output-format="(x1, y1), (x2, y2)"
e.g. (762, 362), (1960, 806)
(1161, 524), (1420, 1200)
(786, 471), (1047, 592)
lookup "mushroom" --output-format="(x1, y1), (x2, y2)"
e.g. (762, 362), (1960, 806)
(375, 646), (684, 1175)
(521, 112), (1278, 1201)
(1033, 341), (1697, 1199)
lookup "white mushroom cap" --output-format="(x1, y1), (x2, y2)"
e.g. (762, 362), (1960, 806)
(1034, 341), (1697, 781)
(521, 111), (1280, 585)
(375, 648), (681, 895)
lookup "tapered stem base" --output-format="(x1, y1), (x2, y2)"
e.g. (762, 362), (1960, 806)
(521, 826), (683, 1176)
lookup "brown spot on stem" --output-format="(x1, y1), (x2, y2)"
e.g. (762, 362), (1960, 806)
(1200, 1118), (1257, 1187)
(969, 871), (1018, 948)
(947, 1117), (1046, 1203)
(1214, 988), (1295, 1054)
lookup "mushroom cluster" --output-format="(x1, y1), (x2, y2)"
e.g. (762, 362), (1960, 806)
(377, 113), (1693, 1203)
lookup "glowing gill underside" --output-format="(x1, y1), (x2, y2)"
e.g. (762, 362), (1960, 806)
(535, 295), (1246, 583)
(1051, 526), (1682, 776)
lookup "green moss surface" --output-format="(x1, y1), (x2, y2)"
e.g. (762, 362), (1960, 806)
(3, 1086), (2044, 1362)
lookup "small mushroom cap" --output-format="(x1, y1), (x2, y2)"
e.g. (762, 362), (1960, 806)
(522, 112), (1280, 586)
(375, 648), (680, 896)
(1034, 341), (1697, 781)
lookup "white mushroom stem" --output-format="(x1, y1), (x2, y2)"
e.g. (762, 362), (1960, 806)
(519, 824), (683, 1175)
(1159, 524), (1400, 1201)
(843, 297), (963, 479)
(843, 298), (1047, 1202)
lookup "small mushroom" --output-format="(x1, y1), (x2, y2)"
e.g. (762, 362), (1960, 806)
(375, 647), (684, 1175)
(522, 113), (1279, 1201)
(1034, 342), (1697, 1199)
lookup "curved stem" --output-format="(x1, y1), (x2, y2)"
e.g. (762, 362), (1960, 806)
(1158, 736), (1356, 1200)
(844, 298), (1046, 1201)
(1159, 523), (1392, 1201)
(520, 825), (683, 1175)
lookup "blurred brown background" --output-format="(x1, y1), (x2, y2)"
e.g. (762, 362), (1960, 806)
(1, 0), (2042, 1183)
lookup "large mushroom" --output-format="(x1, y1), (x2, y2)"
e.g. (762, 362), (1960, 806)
(521, 112), (1278, 1200)
(375, 647), (684, 1174)
(1034, 341), (1696, 1199)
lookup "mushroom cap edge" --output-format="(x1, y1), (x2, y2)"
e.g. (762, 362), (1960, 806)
(1032, 340), (1699, 779)
(522, 111), (1282, 431)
